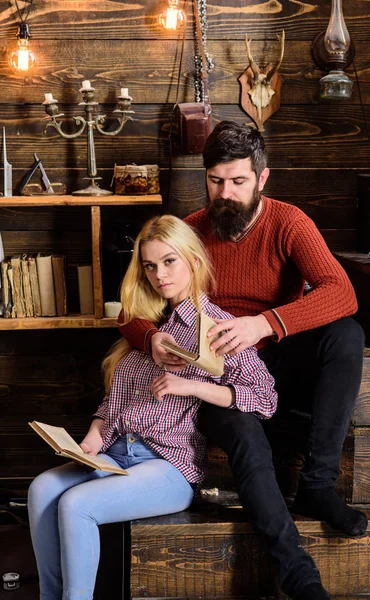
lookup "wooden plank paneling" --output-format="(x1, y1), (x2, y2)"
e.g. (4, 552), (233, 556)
(2, 104), (370, 170)
(0, 167), (361, 233)
(0, 1), (368, 41)
(1, 230), (91, 262)
(0, 40), (369, 105)
(0, 204), (92, 230)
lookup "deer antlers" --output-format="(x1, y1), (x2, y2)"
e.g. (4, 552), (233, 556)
(265, 30), (285, 84)
(240, 30), (285, 132)
(244, 30), (285, 85)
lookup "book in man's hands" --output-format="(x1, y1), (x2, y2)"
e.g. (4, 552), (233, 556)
(28, 421), (127, 475)
(160, 311), (224, 376)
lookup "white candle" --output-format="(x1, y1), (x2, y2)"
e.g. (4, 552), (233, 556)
(104, 301), (122, 318)
(44, 93), (54, 103)
(82, 80), (92, 89)
(120, 87), (129, 97)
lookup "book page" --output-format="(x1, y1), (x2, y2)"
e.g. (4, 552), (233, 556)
(29, 421), (127, 475)
(29, 421), (84, 455)
(160, 340), (197, 361)
(60, 451), (127, 474)
(160, 311), (224, 376)
(197, 312), (224, 375)
(10, 255), (26, 318)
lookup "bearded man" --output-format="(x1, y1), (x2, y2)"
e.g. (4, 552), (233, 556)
(118, 121), (366, 600)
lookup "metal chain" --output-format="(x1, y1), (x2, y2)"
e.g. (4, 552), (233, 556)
(194, 0), (214, 102)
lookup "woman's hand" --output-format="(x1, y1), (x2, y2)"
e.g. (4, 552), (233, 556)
(151, 372), (194, 401)
(78, 419), (104, 457)
(79, 441), (98, 456)
(151, 332), (188, 371)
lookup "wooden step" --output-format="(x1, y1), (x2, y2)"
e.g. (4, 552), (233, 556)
(129, 504), (370, 599)
(130, 597), (370, 600)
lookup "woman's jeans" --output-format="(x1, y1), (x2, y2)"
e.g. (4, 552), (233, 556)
(198, 317), (364, 597)
(28, 435), (195, 600)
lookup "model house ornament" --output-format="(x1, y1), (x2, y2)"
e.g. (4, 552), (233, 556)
(239, 31), (285, 132)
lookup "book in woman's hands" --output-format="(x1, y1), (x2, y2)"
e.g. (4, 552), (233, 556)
(160, 311), (225, 376)
(28, 421), (127, 475)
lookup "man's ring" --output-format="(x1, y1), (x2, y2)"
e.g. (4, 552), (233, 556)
(162, 363), (167, 371)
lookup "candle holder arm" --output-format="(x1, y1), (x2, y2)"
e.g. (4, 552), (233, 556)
(95, 112), (136, 137)
(44, 115), (87, 139)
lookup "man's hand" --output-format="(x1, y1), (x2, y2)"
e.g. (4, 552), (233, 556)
(208, 314), (274, 356)
(151, 372), (194, 401)
(151, 332), (188, 371)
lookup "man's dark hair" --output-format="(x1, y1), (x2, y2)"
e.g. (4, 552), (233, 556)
(203, 121), (268, 179)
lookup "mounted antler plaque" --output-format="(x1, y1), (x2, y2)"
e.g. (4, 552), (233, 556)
(238, 31), (285, 132)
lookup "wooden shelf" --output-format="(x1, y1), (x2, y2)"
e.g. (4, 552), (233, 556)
(0, 194), (162, 207)
(0, 315), (119, 330)
(1, 194), (162, 328)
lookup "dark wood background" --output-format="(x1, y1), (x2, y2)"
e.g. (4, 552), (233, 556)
(1, 0), (369, 497)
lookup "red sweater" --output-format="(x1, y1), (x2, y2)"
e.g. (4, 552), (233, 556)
(119, 196), (357, 352)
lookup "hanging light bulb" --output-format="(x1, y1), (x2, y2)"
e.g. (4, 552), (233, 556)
(159, 0), (186, 30)
(311, 0), (354, 100)
(9, 21), (35, 72)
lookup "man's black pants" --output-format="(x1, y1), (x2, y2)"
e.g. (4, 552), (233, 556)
(197, 317), (365, 596)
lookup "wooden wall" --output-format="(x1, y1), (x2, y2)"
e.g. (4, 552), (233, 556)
(1, 0), (369, 497)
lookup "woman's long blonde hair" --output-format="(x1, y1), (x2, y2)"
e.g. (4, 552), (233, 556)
(102, 215), (214, 392)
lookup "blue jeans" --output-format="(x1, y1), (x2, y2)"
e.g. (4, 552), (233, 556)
(28, 435), (195, 600)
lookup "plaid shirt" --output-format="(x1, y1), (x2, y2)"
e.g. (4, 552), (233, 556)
(93, 296), (277, 483)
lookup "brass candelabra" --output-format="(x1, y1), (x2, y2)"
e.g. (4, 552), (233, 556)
(43, 82), (135, 196)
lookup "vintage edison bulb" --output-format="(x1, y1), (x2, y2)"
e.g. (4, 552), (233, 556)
(9, 38), (36, 72)
(158, 0), (185, 30)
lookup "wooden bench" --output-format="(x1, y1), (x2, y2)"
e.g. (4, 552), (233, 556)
(124, 354), (370, 600)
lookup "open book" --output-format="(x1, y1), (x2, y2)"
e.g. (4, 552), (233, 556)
(160, 311), (224, 376)
(28, 421), (127, 475)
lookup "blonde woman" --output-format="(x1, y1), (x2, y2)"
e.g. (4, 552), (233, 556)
(28, 215), (277, 600)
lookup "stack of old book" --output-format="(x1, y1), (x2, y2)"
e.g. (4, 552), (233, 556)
(0, 254), (68, 318)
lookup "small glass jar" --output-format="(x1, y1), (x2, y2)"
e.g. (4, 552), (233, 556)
(145, 165), (160, 194)
(114, 165), (148, 195)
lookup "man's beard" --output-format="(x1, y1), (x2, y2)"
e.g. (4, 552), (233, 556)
(206, 187), (261, 241)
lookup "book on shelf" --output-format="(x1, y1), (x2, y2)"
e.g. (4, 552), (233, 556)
(28, 255), (42, 317)
(77, 265), (94, 314)
(10, 255), (26, 318)
(160, 311), (225, 376)
(6, 263), (16, 318)
(52, 255), (68, 316)
(1, 259), (14, 318)
(36, 254), (57, 316)
(20, 254), (34, 317)
(28, 421), (127, 475)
